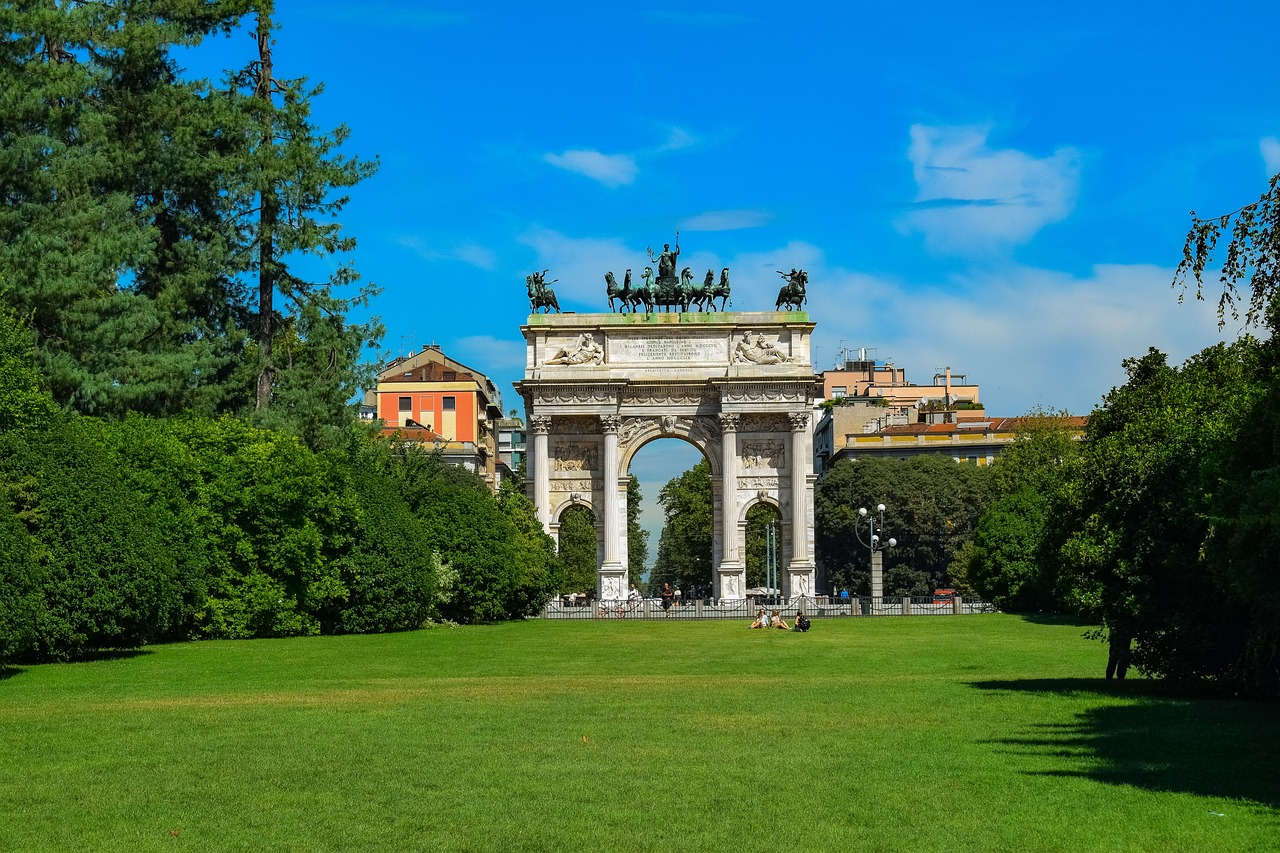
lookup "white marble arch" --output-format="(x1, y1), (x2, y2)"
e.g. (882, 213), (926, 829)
(516, 311), (818, 601)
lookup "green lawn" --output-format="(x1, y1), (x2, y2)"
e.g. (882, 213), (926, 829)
(1, 615), (1276, 852)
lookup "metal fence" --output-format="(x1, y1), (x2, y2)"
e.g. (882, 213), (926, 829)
(540, 595), (995, 620)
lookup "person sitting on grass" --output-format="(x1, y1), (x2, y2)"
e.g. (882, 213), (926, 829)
(792, 611), (810, 632)
(749, 607), (768, 629)
(770, 609), (789, 630)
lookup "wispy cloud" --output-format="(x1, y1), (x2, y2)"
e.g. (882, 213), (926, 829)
(806, 262), (1234, 416)
(396, 236), (497, 270)
(680, 209), (772, 231)
(1262, 136), (1280, 176)
(897, 124), (1082, 255)
(657, 127), (698, 152)
(543, 149), (638, 187)
(517, 228), (638, 305)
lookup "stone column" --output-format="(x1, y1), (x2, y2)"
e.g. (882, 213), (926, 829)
(717, 412), (746, 599)
(788, 411), (810, 563)
(531, 414), (551, 532)
(599, 415), (625, 600)
(719, 413), (739, 562)
(787, 410), (816, 599)
(600, 415), (622, 567)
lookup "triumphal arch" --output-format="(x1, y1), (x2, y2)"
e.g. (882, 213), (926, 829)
(516, 310), (819, 602)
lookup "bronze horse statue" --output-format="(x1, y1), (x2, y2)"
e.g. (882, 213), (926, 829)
(775, 269), (807, 311)
(689, 267), (732, 311)
(527, 270), (561, 313)
(605, 269), (636, 313)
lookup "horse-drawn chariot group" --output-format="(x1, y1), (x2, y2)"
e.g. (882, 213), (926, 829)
(524, 234), (807, 315)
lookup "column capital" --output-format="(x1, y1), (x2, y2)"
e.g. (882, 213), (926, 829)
(531, 415), (552, 434)
(600, 414), (622, 434)
(718, 412), (740, 433)
(789, 411), (810, 432)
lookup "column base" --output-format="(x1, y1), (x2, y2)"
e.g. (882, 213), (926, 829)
(786, 562), (816, 599)
(598, 563), (627, 602)
(716, 561), (747, 600)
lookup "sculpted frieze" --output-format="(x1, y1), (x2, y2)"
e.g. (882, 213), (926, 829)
(554, 442), (599, 471)
(741, 439), (785, 469)
(689, 416), (722, 453)
(738, 476), (780, 490)
(552, 415), (602, 435)
(544, 333), (604, 366)
(739, 413), (787, 433)
(618, 417), (651, 447)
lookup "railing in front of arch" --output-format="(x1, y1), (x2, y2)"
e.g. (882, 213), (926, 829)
(538, 595), (996, 620)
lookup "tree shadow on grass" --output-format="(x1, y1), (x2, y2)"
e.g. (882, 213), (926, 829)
(0, 647), (153, 680)
(71, 647), (153, 663)
(971, 678), (1280, 809)
(1010, 613), (1098, 627)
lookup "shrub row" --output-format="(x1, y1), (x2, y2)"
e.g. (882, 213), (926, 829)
(0, 411), (559, 664)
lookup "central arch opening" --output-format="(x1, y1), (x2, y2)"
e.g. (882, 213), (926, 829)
(628, 437), (712, 603)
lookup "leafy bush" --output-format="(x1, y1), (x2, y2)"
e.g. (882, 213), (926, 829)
(331, 464), (438, 633)
(0, 418), (180, 660)
(164, 417), (360, 638)
(0, 499), (42, 666)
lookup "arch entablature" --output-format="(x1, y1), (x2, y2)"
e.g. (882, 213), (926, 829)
(516, 312), (819, 602)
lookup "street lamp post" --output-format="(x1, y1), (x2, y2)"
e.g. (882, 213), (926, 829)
(854, 503), (897, 602)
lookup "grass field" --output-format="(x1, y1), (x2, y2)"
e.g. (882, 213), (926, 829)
(1, 614), (1276, 852)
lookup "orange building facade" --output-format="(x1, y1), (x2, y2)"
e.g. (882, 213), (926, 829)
(365, 346), (507, 490)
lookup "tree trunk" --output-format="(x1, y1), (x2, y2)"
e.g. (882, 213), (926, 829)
(254, 11), (275, 412)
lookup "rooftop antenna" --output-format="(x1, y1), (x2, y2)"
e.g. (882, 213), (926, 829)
(400, 333), (415, 356)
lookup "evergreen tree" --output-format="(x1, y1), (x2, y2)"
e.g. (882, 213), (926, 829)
(0, 1), (253, 417)
(228, 7), (381, 443)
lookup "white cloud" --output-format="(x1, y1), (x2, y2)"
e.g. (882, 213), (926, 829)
(543, 149), (638, 187)
(1262, 136), (1280, 176)
(806, 262), (1236, 416)
(517, 228), (638, 306)
(680, 209), (772, 232)
(898, 124), (1082, 254)
(396, 236), (497, 270)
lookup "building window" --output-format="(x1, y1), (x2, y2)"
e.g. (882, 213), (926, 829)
(832, 386), (847, 398)
(443, 396), (456, 411)
(398, 396), (411, 412)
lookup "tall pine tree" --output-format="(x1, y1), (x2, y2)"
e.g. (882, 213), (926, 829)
(229, 6), (381, 446)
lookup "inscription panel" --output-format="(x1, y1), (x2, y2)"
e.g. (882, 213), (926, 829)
(609, 334), (725, 364)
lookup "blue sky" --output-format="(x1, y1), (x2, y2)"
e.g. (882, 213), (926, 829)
(186, 2), (1277, 563)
